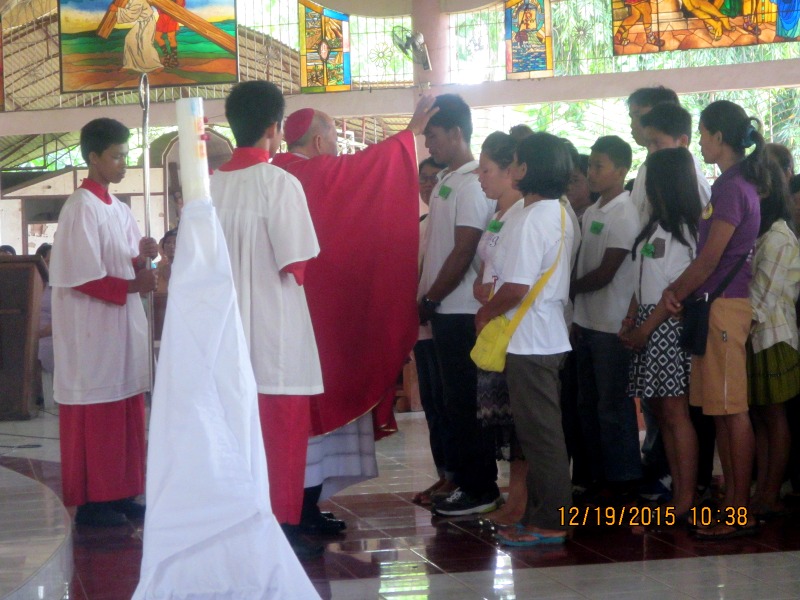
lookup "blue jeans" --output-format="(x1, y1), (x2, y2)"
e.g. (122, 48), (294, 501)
(575, 327), (642, 483)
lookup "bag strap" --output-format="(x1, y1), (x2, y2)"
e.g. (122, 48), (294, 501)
(504, 204), (566, 338)
(707, 250), (749, 302)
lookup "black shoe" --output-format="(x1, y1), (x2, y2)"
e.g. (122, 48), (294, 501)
(75, 502), (128, 527)
(433, 490), (501, 516)
(281, 524), (324, 559)
(299, 512), (346, 535)
(109, 497), (146, 520)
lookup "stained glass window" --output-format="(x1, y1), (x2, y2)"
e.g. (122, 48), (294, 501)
(505, 0), (553, 79)
(611, 0), (795, 56)
(299, 0), (351, 93)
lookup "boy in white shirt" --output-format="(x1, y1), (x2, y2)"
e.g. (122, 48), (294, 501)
(638, 102), (712, 224)
(50, 118), (158, 527)
(572, 135), (642, 504)
(418, 94), (500, 516)
(210, 81), (323, 558)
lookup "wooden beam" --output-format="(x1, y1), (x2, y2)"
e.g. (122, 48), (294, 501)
(96, 0), (235, 55)
(148, 0), (236, 54)
(96, 0), (128, 40)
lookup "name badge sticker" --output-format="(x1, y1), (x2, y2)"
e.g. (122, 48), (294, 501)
(487, 219), (504, 233)
(590, 220), (604, 235)
(439, 185), (453, 199)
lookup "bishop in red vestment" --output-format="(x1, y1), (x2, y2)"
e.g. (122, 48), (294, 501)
(271, 97), (437, 441)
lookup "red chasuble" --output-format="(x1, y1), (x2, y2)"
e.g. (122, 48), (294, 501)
(271, 131), (419, 439)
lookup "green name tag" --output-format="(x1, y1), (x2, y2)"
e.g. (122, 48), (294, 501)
(487, 219), (503, 233)
(641, 243), (655, 258)
(439, 185), (453, 199)
(590, 220), (604, 235)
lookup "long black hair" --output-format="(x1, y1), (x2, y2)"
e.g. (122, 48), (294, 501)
(759, 158), (795, 237)
(632, 147), (702, 258)
(700, 100), (769, 196)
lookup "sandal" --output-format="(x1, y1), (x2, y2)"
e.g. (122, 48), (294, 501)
(695, 521), (759, 541)
(497, 528), (567, 547)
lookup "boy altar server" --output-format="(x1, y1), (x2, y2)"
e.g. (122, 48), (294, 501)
(50, 118), (158, 527)
(210, 81), (323, 558)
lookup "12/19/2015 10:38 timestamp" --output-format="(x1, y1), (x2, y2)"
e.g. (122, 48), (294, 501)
(558, 506), (749, 527)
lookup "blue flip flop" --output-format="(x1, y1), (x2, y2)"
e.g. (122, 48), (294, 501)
(497, 529), (567, 547)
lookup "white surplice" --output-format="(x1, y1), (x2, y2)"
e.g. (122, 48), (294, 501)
(132, 199), (319, 600)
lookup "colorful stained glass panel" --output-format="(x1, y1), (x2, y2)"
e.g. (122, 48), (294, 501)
(505, 0), (553, 79)
(299, 0), (351, 93)
(611, 0), (799, 55)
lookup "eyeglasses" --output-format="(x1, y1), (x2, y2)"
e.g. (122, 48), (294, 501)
(419, 174), (439, 184)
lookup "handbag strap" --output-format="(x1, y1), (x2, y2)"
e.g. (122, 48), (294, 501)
(706, 250), (749, 302)
(505, 204), (566, 337)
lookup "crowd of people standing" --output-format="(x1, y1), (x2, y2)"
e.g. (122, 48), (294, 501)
(414, 87), (800, 545)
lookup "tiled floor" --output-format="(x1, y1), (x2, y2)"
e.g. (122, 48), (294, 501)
(2, 409), (800, 599)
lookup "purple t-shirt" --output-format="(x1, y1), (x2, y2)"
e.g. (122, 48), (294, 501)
(696, 162), (760, 298)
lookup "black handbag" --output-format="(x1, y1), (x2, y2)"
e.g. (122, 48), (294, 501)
(678, 252), (749, 356)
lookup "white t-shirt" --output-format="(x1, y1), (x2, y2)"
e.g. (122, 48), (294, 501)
(477, 199), (525, 284)
(419, 161), (496, 315)
(630, 154), (711, 227)
(633, 223), (696, 305)
(573, 191), (639, 334)
(495, 200), (574, 356)
(50, 188), (149, 405)
(211, 163), (323, 395)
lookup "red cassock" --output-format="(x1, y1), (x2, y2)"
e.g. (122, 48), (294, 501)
(271, 131), (419, 439)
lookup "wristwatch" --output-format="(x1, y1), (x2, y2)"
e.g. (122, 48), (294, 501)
(422, 296), (441, 310)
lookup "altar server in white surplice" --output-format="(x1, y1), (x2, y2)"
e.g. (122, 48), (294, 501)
(210, 81), (324, 558)
(133, 98), (319, 600)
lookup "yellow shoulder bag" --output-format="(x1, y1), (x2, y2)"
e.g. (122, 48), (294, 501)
(470, 205), (566, 372)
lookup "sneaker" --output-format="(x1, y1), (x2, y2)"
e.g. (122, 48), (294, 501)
(433, 490), (500, 516)
(639, 475), (673, 503)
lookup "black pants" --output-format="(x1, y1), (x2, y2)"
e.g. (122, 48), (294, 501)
(414, 339), (449, 478)
(431, 313), (498, 498)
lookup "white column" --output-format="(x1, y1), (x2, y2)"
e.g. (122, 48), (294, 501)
(411, 0), (449, 88)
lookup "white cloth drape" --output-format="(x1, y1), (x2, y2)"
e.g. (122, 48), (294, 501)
(133, 199), (319, 600)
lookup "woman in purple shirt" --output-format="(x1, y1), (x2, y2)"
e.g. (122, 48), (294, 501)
(664, 100), (767, 539)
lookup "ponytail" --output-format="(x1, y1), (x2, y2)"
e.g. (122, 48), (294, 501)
(700, 101), (769, 196)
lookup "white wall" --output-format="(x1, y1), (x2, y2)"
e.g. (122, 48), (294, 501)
(0, 199), (23, 251)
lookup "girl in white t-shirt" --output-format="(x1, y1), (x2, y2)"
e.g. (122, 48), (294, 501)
(476, 132), (575, 546)
(620, 147), (702, 518)
(473, 132), (525, 527)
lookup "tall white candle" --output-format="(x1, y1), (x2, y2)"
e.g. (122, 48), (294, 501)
(176, 98), (211, 204)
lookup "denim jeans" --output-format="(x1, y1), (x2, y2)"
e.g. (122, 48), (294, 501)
(575, 327), (642, 483)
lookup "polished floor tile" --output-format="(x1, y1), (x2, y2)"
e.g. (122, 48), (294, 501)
(4, 411), (800, 598)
